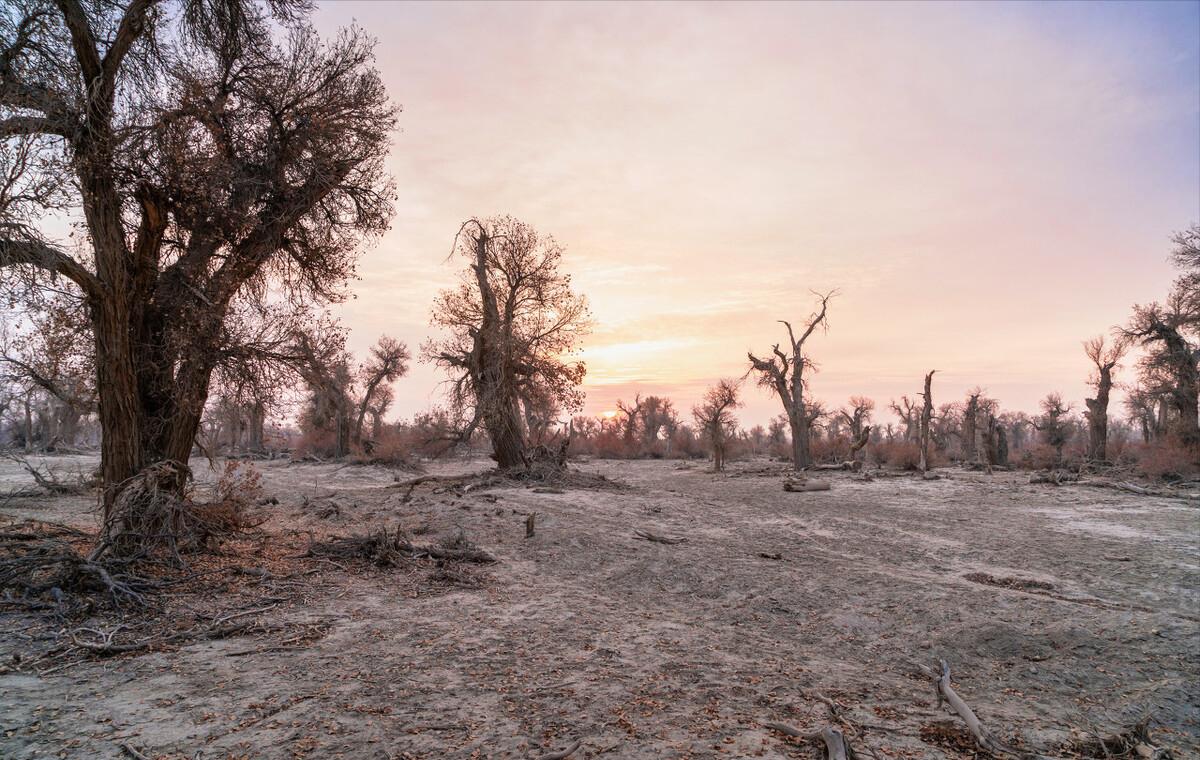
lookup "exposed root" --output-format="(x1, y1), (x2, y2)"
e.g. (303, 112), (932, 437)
(1060, 718), (1174, 759)
(97, 461), (262, 561)
(0, 521), (159, 609)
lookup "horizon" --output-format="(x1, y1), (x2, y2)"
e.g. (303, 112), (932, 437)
(313, 0), (1200, 428)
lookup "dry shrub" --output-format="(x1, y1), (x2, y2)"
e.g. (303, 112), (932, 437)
(878, 440), (921, 470)
(1133, 442), (1200, 480)
(809, 436), (846, 464)
(1019, 443), (1069, 471)
(295, 427), (338, 459)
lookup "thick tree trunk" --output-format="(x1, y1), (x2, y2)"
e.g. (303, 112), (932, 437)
(92, 298), (147, 518)
(789, 414), (810, 470)
(1085, 366), (1113, 462)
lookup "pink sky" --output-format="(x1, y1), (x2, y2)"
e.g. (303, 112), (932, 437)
(313, 1), (1200, 428)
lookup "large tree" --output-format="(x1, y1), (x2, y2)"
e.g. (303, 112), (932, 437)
(1121, 225), (1200, 447)
(427, 217), (590, 470)
(748, 291), (834, 470)
(0, 0), (395, 527)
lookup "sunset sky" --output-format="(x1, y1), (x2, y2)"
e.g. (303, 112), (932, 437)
(313, 0), (1200, 428)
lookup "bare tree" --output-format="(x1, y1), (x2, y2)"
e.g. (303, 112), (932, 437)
(1082, 335), (1129, 462)
(962, 390), (982, 462)
(748, 291), (835, 470)
(615, 394), (644, 446)
(427, 217), (590, 470)
(352, 336), (409, 449)
(889, 396), (920, 441)
(838, 396), (874, 440)
(0, 1), (396, 526)
(1032, 393), (1073, 467)
(692, 379), (741, 472)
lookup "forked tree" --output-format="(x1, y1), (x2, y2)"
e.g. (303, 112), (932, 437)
(748, 291), (835, 470)
(1082, 335), (1129, 462)
(692, 379), (741, 472)
(427, 217), (590, 470)
(0, 0), (396, 528)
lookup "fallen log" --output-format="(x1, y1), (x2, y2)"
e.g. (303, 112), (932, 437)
(813, 461), (861, 472)
(784, 479), (832, 492)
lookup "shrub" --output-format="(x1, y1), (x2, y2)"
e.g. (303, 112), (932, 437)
(1133, 442), (1200, 480)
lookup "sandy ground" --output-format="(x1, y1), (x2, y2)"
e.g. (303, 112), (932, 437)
(0, 455), (1197, 759)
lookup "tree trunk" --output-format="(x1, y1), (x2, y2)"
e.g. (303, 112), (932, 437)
(919, 372), (934, 472)
(22, 394), (33, 452)
(962, 397), (978, 462)
(92, 299), (147, 516)
(248, 401), (265, 452)
(1085, 365), (1113, 462)
(789, 413), (810, 470)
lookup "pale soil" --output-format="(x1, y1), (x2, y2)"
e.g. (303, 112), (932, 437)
(0, 455), (1197, 759)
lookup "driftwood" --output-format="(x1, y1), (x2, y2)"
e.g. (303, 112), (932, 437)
(784, 479), (832, 492)
(633, 530), (686, 545)
(921, 659), (1022, 757)
(1030, 473), (1199, 501)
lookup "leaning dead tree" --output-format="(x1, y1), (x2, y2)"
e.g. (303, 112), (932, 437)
(692, 379), (741, 472)
(748, 291), (836, 470)
(427, 217), (590, 471)
(1082, 335), (1128, 463)
(0, 0), (396, 537)
(919, 371), (935, 473)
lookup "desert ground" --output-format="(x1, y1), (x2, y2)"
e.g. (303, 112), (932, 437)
(0, 455), (1197, 759)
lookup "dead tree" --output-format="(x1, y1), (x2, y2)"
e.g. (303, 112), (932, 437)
(962, 390), (982, 462)
(615, 394), (644, 447)
(427, 217), (590, 470)
(692, 379), (741, 472)
(748, 291), (835, 470)
(1083, 335), (1129, 462)
(352, 336), (409, 449)
(919, 371), (935, 472)
(889, 396), (920, 441)
(0, 1), (396, 526)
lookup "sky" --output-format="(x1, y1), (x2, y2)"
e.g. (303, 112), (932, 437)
(312, 0), (1200, 429)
